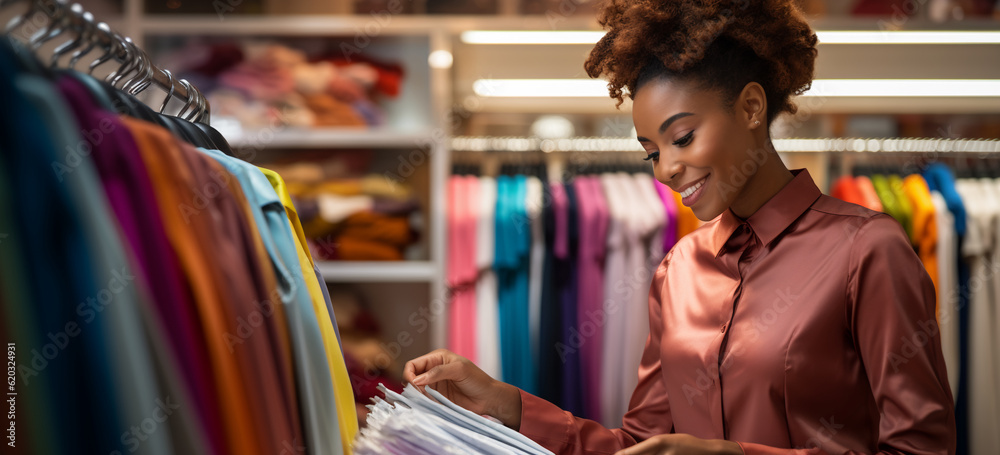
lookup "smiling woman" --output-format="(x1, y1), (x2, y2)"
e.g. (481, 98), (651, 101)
(404, 1), (957, 454)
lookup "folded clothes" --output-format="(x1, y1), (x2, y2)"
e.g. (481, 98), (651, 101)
(372, 198), (419, 217)
(338, 212), (412, 246)
(318, 194), (375, 224)
(316, 236), (403, 261)
(304, 93), (366, 127)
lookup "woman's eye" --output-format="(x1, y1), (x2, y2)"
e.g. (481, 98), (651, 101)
(672, 131), (694, 147)
(643, 151), (660, 162)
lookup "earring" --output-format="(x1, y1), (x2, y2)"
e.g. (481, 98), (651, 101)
(754, 120), (760, 125)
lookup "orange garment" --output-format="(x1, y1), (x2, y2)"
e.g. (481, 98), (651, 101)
(338, 212), (412, 245)
(303, 93), (365, 127)
(903, 174), (939, 296)
(126, 118), (301, 455)
(124, 117), (264, 455)
(854, 176), (884, 212)
(671, 190), (701, 239)
(334, 236), (404, 261)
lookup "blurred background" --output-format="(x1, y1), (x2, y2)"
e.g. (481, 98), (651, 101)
(13, 0), (999, 443)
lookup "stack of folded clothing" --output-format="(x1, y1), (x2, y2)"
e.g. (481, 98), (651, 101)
(269, 161), (422, 261)
(164, 40), (403, 129)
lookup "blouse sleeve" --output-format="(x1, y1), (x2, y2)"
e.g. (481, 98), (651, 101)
(517, 261), (675, 455)
(739, 213), (956, 455)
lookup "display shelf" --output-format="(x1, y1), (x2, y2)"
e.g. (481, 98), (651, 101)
(451, 136), (1000, 153)
(138, 14), (602, 36)
(226, 127), (439, 149)
(318, 261), (437, 282)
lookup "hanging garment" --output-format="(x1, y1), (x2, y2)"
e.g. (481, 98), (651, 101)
(495, 176), (535, 394)
(515, 169), (954, 455)
(903, 174), (940, 294)
(616, 173), (662, 423)
(2, 65), (142, 454)
(476, 176), (502, 379)
(923, 163), (971, 455)
(560, 181), (585, 416)
(123, 117), (266, 455)
(854, 175), (884, 212)
(671, 189), (701, 239)
(57, 77), (215, 455)
(599, 172), (630, 428)
(198, 147), (343, 454)
(832, 175), (866, 207)
(955, 179), (1000, 455)
(537, 181), (567, 406)
(930, 190), (960, 400)
(573, 176), (609, 422)
(260, 168), (359, 453)
(889, 175), (917, 245)
(526, 176), (546, 371)
(871, 174), (913, 241)
(654, 178), (679, 253)
(448, 176), (479, 361)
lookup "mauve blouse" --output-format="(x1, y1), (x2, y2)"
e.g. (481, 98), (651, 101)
(517, 169), (955, 454)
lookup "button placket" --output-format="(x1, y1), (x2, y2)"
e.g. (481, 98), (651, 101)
(716, 223), (756, 439)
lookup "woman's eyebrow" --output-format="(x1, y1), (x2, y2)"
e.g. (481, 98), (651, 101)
(658, 112), (695, 134)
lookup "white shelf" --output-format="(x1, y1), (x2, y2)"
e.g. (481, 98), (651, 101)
(318, 261), (437, 282)
(451, 136), (1000, 154)
(138, 14), (602, 36)
(225, 128), (437, 149)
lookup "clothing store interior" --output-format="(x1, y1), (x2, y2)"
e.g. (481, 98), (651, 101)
(1, 0), (998, 454)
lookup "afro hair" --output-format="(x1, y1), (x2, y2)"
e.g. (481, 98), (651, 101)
(584, 0), (819, 124)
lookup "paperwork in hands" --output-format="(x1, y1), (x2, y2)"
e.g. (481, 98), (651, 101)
(354, 384), (555, 455)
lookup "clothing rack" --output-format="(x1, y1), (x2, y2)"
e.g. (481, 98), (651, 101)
(1, 0), (210, 123)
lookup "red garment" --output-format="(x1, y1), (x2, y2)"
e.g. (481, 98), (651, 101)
(516, 169), (954, 454)
(831, 175), (866, 207)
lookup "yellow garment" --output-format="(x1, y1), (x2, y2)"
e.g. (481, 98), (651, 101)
(903, 174), (939, 297)
(672, 190), (702, 239)
(259, 167), (359, 453)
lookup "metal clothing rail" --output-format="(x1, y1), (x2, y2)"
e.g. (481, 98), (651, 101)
(1, 0), (210, 123)
(451, 136), (1000, 154)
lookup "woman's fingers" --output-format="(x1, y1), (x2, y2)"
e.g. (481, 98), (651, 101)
(413, 359), (466, 387)
(613, 435), (667, 455)
(403, 349), (451, 383)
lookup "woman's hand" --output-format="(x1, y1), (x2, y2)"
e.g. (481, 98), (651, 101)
(614, 434), (743, 455)
(403, 349), (523, 430)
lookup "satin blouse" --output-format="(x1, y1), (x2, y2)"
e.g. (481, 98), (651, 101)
(517, 169), (955, 454)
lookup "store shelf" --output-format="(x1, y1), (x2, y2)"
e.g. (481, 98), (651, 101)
(451, 136), (1000, 153)
(225, 127), (438, 149)
(139, 14), (601, 36)
(318, 261), (437, 282)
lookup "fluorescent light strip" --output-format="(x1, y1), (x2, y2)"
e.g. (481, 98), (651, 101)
(803, 79), (1000, 97)
(816, 30), (1000, 44)
(472, 79), (1000, 97)
(461, 30), (1000, 45)
(473, 79), (610, 97)
(461, 30), (605, 45)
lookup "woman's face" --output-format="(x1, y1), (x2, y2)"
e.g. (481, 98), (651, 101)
(633, 77), (761, 221)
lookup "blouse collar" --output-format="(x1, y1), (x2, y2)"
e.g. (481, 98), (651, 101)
(711, 168), (822, 257)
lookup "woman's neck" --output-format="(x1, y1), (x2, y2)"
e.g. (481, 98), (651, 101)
(729, 141), (794, 220)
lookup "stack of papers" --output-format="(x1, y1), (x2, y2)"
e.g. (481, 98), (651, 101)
(354, 384), (555, 455)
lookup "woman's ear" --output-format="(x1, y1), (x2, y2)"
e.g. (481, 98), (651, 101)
(739, 82), (767, 128)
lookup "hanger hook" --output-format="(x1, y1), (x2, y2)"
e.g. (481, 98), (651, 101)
(158, 69), (175, 113)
